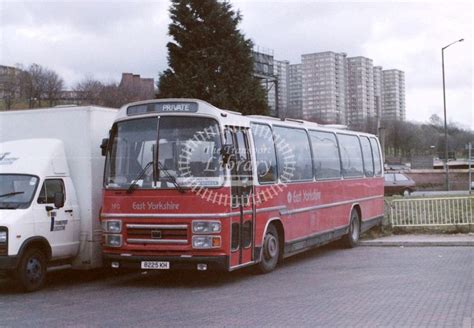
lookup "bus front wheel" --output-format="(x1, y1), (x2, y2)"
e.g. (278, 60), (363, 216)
(257, 224), (279, 273)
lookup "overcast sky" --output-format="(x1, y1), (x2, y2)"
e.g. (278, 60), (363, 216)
(1, 0), (472, 128)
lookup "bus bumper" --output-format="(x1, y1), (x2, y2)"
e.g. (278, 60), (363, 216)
(103, 254), (229, 271)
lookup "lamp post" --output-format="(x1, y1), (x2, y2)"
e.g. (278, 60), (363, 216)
(441, 38), (464, 191)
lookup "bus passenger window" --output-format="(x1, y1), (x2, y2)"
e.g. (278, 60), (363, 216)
(338, 134), (364, 178)
(273, 126), (313, 182)
(360, 136), (374, 177)
(309, 131), (341, 180)
(370, 138), (383, 176)
(250, 123), (277, 183)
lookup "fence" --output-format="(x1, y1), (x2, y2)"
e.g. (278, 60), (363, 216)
(390, 196), (474, 227)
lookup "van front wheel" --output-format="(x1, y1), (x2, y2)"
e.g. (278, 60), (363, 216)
(17, 248), (47, 292)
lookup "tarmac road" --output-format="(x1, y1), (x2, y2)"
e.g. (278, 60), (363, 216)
(1, 244), (473, 327)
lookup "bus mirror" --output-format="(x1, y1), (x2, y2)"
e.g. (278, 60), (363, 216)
(100, 138), (109, 156)
(257, 162), (268, 177)
(221, 144), (235, 165)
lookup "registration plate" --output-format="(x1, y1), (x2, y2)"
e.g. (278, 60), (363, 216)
(141, 261), (170, 270)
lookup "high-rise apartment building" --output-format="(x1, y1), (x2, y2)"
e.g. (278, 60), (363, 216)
(252, 49), (406, 124)
(301, 51), (348, 124)
(381, 69), (406, 121)
(288, 64), (303, 119)
(347, 56), (375, 126)
(373, 66), (383, 122)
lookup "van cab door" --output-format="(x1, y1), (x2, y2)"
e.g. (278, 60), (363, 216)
(33, 178), (79, 259)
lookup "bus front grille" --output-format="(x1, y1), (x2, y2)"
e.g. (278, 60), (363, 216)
(126, 224), (188, 245)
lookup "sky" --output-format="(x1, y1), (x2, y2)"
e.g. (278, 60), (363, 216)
(1, 0), (472, 128)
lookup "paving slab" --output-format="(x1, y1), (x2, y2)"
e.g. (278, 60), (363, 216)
(360, 233), (474, 246)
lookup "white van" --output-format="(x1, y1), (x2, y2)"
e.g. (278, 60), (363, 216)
(0, 106), (116, 291)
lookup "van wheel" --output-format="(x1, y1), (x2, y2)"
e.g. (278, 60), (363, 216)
(342, 209), (360, 248)
(257, 224), (279, 273)
(17, 248), (47, 292)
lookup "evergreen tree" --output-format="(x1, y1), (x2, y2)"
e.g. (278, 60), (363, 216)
(158, 0), (268, 115)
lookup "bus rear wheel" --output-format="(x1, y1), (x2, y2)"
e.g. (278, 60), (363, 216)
(342, 209), (360, 248)
(17, 248), (47, 292)
(257, 224), (279, 273)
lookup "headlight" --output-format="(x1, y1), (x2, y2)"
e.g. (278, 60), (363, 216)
(0, 231), (7, 243)
(105, 234), (122, 248)
(192, 236), (221, 249)
(192, 221), (221, 234)
(102, 220), (122, 233)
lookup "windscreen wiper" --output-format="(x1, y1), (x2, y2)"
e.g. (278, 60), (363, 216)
(0, 191), (25, 198)
(126, 161), (154, 194)
(0, 202), (19, 209)
(157, 161), (185, 194)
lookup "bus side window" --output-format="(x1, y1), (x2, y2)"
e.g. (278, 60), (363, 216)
(309, 130), (341, 180)
(273, 126), (313, 182)
(235, 129), (252, 198)
(224, 129), (233, 145)
(250, 123), (277, 184)
(370, 138), (383, 176)
(360, 136), (374, 177)
(338, 134), (364, 178)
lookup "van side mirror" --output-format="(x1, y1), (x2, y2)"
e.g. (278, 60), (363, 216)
(54, 192), (65, 209)
(221, 144), (235, 165)
(100, 138), (109, 156)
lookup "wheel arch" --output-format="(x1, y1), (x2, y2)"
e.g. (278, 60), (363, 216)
(18, 237), (52, 261)
(349, 203), (362, 225)
(260, 217), (285, 262)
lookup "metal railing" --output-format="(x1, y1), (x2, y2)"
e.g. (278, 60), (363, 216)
(390, 196), (474, 227)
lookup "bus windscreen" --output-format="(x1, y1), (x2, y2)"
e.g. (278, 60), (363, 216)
(105, 116), (223, 189)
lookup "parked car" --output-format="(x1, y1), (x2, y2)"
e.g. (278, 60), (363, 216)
(384, 172), (416, 196)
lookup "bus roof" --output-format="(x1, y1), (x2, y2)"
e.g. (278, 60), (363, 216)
(115, 98), (378, 138)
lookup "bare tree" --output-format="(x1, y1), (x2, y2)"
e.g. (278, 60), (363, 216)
(74, 76), (104, 105)
(99, 82), (122, 108)
(44, 69), (64, 106)
(29, 64), (47, 108)
(429, 114), (443, 127)
(17, 63), (64, 108)
(17, 66), (34, 108)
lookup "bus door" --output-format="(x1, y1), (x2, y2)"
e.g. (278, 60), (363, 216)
(226, 127), (255, 269)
